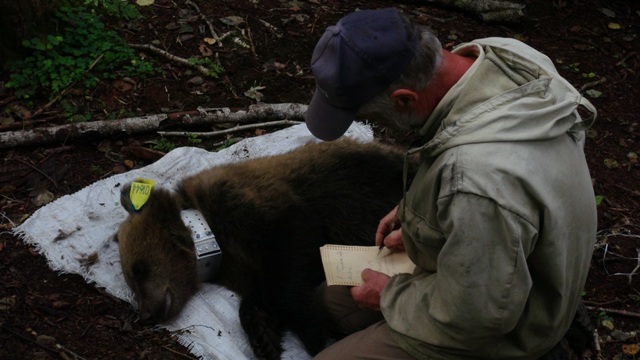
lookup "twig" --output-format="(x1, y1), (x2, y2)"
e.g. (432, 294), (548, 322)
(13, 158), (59, 189)
(579, 77), (607, 92)
(0, 115), (64, 132)
(80, 316), (99, 338)
(158, 119), (303, 138)
(0, 212), (16, 228)
(565, 37), (609, 56)
(616, 51), (636, 67)
(245, 18), (257, 58)
(0, 95), (16, 106)
(129, 44), (213, 77)
(0, 323), (59, 355)
(584, 305), (640, 319)
(184, 0), (221, 46)
(592, 329), (601, 357)
(627, 249), (640, 284)
(55, 343), (87, 360)
(216, 52), (238, 98)
(583, 298), (622, 307)
(162, 345), (197, 359)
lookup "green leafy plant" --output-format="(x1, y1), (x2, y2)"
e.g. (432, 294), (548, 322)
(150, 137), (176, 152)
(188, 57), (224, 78)
(595, 195), (604, 206)
(82, 0), (141, 20)
(187, 133), (203, 145)
(568, 63), (581, 74)
(6, 6), (153, 99)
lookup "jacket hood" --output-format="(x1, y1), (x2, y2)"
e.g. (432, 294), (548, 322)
(417, 38), (597, 157)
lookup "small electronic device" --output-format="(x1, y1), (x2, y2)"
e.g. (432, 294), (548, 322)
(180, 209), (222, 282)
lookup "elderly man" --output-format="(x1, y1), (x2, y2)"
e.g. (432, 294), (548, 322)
(306, 7), (597, 360)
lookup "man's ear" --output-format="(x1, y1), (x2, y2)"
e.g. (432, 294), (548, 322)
(390, 89), (418, 112)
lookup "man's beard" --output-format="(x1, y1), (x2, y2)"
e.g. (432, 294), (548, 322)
(357, 99), (425, 132)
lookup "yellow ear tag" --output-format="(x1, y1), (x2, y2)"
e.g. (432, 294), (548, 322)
(129, 178), (155, 212)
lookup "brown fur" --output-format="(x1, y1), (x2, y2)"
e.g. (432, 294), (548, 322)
(116, 139), (416, 359)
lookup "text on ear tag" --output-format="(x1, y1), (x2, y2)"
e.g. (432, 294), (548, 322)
(130, 178), (155, 211)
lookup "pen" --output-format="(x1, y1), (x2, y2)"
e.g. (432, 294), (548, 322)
(377, 242), (385, 256)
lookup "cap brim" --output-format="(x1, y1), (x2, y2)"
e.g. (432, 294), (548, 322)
(305, 89), (358, 141)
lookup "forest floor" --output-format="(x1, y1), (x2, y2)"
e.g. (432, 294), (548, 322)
(1, 0), (639, 359)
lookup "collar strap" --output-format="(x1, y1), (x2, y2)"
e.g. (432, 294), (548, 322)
(180, 209), (222, 282)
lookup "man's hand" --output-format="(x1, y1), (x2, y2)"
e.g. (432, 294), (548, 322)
(375, 205), (404, 252)
(350, 269), (391, 311)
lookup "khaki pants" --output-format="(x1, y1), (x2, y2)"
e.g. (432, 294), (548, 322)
(314, 283), (416, 360)
(314, 283), (584, 360)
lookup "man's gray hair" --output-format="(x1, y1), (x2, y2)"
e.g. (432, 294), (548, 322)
(358, 13), (443, 129)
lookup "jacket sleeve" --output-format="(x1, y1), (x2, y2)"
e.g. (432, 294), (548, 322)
(380, 191), (537, 351)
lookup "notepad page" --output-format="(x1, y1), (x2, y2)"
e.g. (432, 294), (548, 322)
(319, 245), (416, 286)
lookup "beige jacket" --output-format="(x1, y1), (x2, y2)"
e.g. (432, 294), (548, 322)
(381, 38), (597, 359)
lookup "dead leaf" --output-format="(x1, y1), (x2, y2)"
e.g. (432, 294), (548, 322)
(33, 190), (54, 206)
(199, 44), (213, 57)
(136, 0), (155, 6)
(52, 300), (71, 309)
(623, 343), (639, 355)
(288, 1), (304, 10)
(612, 329), (634, 341)
(244, 85), (266, 101)
(10, 104), (31, 119)
(0, 116), (15, 126)
(604, 158), (619, 169)
(586, 89), (602, 98)
(111, 79), (133, 92)
(0, 296), (16, 311)
(262, 60), (286, 71)
(602, 319), (614, 330)
(599, 8), (616, 18)
(204, 37), (216, 45)
(628, 152), (638, 164)
(220, 16), (245, 26)
(608, 23), (621, 30)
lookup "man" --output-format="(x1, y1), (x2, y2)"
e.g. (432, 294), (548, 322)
(305, 7), (597, 360)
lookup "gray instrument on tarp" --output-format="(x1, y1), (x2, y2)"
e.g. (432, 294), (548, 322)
(180, 209), (222, 282)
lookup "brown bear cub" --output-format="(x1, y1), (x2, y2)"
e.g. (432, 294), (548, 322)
(116, 139), (414, 360)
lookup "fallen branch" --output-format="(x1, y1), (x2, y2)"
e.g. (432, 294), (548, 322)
(129, 44), (213, 76)
(158, 120), (303, 137)
(0, 103), (308, 149)
(404, 0), (525, 23)
(585, 306), (640, 319)
(579, 77), (607, 92)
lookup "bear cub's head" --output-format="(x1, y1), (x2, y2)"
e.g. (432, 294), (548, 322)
(116, 183), (199, 323)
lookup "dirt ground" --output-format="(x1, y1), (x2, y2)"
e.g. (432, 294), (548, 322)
(1, 0), (639, 359)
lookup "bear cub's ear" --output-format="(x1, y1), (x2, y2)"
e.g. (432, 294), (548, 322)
(120, 179), (156, 214)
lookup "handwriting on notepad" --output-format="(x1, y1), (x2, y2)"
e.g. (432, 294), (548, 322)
(319, 245), (416, 286)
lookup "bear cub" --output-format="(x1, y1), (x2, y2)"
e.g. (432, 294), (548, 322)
(116, 139), (414, 359)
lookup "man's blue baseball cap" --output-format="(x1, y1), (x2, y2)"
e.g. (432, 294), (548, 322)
(305, 8), (418, 141)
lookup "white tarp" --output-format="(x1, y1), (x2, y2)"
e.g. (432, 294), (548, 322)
(14, 122), (373, 360)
